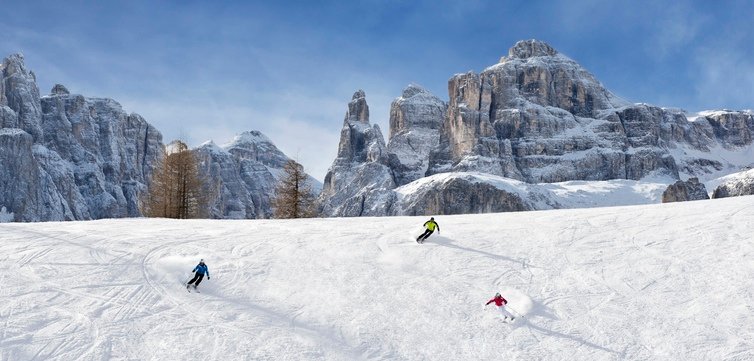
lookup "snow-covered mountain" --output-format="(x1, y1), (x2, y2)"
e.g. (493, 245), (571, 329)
(2, 195), (753, 360)
(319, 40), (754, 216)
(3, 40), (754, 222)
(0, 54), (163, 222)
(0, 53), (319, 222)
(196, 131), (321, 219)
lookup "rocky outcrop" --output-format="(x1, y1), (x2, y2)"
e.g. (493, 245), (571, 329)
(0, 54), (163, 221)
(195, 131), (320, 219)
(662, 178), (709, 203)
(51, 84), (70, 95)
(396, 175), (532, 215)
(319, 91), (397, 216)
(386, 84), (446, 185)
(712, 169), (754, 198)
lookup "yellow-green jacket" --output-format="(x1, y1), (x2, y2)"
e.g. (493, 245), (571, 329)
(423, 220), (439, 232)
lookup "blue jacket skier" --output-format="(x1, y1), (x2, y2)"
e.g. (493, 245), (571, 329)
(187, 259), (210, 290)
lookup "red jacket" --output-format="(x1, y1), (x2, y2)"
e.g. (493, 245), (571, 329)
(486, 295), (507, 307)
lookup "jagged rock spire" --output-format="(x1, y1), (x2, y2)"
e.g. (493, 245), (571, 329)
(1, 53), (43, 141)
(344, 89), (369, 124)
(319, 90), (395, 217)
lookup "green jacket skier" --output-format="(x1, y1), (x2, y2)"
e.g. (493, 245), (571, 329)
(416, 217), (439, 243)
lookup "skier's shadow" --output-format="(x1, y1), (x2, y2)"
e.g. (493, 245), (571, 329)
(518, 300), (621, 356)
(429, 236), (544, 268)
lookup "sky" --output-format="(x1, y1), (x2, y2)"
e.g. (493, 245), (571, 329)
(2, 0), (753, 181)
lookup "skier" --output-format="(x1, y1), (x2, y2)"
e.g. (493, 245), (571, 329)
(485, 292), (515, 321)
(416, 217), (440, 243)
(186, 259), (210, 291)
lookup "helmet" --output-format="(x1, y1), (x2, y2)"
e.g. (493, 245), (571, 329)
(495, 292), (501, 297)
(200, 259), (204, 263)
(430, 217), (435, 220)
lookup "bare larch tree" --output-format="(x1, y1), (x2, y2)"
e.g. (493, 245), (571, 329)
(141, 140), (210, 218)
(273, 159), (316, 218)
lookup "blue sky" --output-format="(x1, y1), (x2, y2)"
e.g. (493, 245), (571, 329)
(2, 0), (753, 181)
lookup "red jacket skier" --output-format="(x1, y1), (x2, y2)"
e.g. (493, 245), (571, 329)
(485, 292), (515, 320)
(486, 293), (508, 307)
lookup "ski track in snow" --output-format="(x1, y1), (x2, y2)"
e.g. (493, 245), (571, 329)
(1, 196), (753, 360)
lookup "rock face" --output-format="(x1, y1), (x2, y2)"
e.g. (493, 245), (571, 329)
(396, 175), (531, 215)
(0, 54), (163, 221)
(319, 90), (397, 217)
(427, 39), (698, 182)
(319, 40), (754, 217)
(712, 169), (754, 198)
(387, 84), (445, 185)
(1, 54), (44, 141)
(662, 178), (710, 203)
(195, 131), (321, 219)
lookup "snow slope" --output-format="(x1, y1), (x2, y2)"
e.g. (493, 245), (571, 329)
(2, 196), (753, 360)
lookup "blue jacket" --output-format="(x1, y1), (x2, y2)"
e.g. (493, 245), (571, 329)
(193, 263), (210, 277)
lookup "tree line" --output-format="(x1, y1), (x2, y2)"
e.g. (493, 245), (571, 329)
(140, 140), (316, 219)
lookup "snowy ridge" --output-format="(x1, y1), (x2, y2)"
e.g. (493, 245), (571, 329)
(2, 196), (753, 360)
(223, 130), (273, 149)
(706, 167), (754, 197)
(395, 172), (669, 210)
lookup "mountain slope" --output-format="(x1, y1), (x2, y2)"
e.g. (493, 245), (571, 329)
(2, 196), (752, 360)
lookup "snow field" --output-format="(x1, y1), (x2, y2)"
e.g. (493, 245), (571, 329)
(1, 196), (753, 360)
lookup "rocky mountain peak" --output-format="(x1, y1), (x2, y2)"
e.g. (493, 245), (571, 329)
(401, 83), (429, 98)
(389, 84), (444, 135)
(1, 52), (43, 141)
(352, 89), (366, 100)
(506, 39), (558, 59)
(228, 130), (273, 147)
(51, 84), (70, 95)
(224, 130), (289, 167)
(345, 90), (369, 124)
(387, 84), (446, 186)
(2, 53), (27, 74)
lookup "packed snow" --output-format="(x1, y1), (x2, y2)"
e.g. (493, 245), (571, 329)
(1, 195), (753, 360)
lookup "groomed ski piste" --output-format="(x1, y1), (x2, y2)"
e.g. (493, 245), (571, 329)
(2, 196), (753, 360)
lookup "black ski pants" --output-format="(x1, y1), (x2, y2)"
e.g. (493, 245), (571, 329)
(187, 273), (205, 287)
(418, 229), (434, 241)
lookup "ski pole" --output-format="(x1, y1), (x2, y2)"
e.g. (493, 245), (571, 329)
(506, 305), (525, 318)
